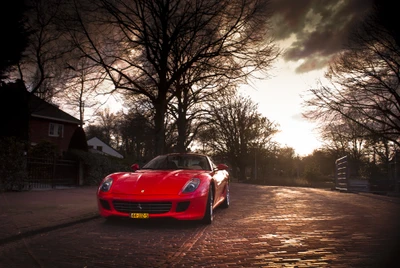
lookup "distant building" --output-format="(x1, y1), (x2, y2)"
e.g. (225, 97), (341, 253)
(87, 137), (124, 159)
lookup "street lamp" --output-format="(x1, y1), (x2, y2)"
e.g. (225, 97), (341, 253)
(254, 148), (257, 181)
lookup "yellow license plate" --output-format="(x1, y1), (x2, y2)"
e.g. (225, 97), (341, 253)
(130, 213), (149, 219)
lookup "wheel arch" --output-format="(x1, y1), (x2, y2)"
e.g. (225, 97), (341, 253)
(209, 179), (216, 204)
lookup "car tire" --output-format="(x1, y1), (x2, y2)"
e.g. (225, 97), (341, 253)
(202, 186), (214, 224)
(221, 183), (230, 209)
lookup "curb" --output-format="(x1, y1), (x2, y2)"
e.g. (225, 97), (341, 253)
(0, 213), (100, 246)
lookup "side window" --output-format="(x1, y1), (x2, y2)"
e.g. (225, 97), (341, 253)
(97, 146), (103, 152)
(49, 123), (55, 136)
(49, 123), (64, 137)
(57, 124), (64, 137)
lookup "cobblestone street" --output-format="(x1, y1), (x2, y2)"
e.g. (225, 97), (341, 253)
(1, 183), (399, 267)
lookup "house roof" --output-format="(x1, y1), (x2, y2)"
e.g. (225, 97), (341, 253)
(29, 94), (81, 125)
(87, 137), (124, 158)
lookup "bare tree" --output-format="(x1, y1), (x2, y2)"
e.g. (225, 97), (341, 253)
(115, 109), (154, 161)
(57, 57), (108, 126)
(18, 0), (74, 99)
(303, 1), (400, 148)
(90, 108), (118, 147)
(167, 6), (278, 153)
(85, 124), (109, 143)
(199, 93), (278, 180)
(64, 0), (279, 156)
(168, 69), (234, 152)
(319, 116), (368, 161)
(363, 135), (395, 165)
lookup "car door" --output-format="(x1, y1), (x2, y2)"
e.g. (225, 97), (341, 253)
(209, 159), (228, 204)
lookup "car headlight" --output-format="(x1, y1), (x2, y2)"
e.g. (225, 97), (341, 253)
(182, 178), (201, 193)
(99, 177), (113, 192)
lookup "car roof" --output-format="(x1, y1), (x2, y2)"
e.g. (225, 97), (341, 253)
(163, 152), (207, 157)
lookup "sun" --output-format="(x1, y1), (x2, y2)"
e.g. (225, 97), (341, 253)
(273, 121), (322, 156)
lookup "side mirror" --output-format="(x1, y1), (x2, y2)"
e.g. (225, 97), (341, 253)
(217, 164), (228, 170)
(131, 163), (140, 171)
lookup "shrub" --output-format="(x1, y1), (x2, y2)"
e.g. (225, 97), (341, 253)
(68, 127), (88, 152)
(29, 140), (58, 159)
(303, 162), (322, 182)
(0, 137), (28, 191)
(67, 150), (129, 186)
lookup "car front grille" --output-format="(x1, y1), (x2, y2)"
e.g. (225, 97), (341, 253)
(112, 200), (172, 214)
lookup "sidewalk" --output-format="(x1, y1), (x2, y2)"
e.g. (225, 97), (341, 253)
(0, 186), (99, 245)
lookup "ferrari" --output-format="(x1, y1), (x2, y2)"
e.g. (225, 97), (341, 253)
(97, 153), (230, 224)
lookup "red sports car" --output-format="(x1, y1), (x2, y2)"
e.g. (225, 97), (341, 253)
(97, 153), (230, 224)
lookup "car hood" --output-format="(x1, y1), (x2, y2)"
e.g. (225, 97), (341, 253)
(111, 170), (205, 195)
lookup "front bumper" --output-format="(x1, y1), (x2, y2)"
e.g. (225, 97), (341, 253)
(97, 192), (208, 220)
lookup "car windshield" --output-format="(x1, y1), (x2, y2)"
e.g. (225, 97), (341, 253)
(142, 154), (211, 171)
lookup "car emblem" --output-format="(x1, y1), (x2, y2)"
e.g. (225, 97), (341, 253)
(137, 204), (142, 210)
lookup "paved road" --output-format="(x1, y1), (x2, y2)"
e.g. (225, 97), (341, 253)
(1, 183), (399, 267)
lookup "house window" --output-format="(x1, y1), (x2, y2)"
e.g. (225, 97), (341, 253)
(97, 146), (103, 152)
(49, 123), (64, 137)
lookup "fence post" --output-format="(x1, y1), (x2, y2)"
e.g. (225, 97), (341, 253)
(52, 158), (56, 188)
(346, 158), (350, 190)
(395, 151), (399, 193)
(78, 160), (84, 186)
(335, 155), (348, 191)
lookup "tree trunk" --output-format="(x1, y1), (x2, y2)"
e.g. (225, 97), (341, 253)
(175, 82), (189, 153)
(176, 115), (187, 153)
(153, 94), (167, 156)
(238, 165), (246, 182)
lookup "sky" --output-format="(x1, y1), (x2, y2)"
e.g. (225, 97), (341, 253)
(238, 0), (375, 156)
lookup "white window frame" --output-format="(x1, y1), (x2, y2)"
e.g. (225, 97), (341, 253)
(49, 123), (64, 137)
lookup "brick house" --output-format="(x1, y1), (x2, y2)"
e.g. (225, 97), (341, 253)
(29, 95), (81, 155)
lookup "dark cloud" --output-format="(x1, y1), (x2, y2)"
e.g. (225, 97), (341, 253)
(269, 0), (373, 73)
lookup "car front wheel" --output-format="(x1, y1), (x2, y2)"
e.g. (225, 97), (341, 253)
(221, 183), (230, 209)
(202, 186), (214, 224)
